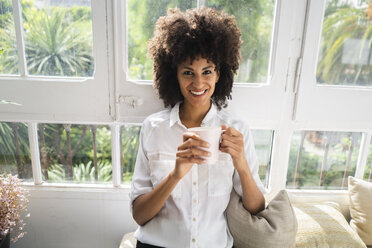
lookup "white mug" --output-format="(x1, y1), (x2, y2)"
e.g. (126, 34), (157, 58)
(187, 126), (223, 164)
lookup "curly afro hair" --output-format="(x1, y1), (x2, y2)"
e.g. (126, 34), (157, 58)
(147, 7), (242, 110)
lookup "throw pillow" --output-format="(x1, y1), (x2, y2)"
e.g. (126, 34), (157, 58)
(293, 201), (366, 248)
(348, 176), (372, 246)
(226, 189), (298, 248)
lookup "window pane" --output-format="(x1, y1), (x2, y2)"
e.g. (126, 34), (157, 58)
(0, 0), (19, 75)
(317, 0), (372, 86)
(251, 129), (273, 188)
(205, 0), (275, 83)
(127, 0), (196, 80)
(121, 124), (141, 184)
(287, 131), (362, 190)
(22, 0), (94, 77)
(364, 138), (372, 182)
(0, 122), (32, 181)
(38, 124), (112, 184)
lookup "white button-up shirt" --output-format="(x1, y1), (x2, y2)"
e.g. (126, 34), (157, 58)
(130, 102), (266, 248)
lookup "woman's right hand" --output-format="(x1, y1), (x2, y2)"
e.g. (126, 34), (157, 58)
(173, 132), (211, 180)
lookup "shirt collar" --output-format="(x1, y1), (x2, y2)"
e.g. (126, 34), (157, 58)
(169, 102), (182, 128)
(169, 101), (217, 128)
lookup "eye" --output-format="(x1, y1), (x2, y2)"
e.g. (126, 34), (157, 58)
(183, 71), (193, 75)
(203, 70), (212, 75)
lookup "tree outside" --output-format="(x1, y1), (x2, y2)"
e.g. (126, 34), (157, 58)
(317, 0), (372, 86)
(287, 131), (362, 190)
(0, 123), (33, 181)
(0, 0), (94, 76)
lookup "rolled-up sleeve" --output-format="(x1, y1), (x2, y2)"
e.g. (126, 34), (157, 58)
(129, 122), (153, 213)
(233, 125), (267, 197)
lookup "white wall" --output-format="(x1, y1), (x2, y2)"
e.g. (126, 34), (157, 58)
(13, 186), (138, 248)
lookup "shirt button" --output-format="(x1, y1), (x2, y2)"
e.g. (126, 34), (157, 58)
(193, 199), (197, 203)
(192, 238), (196, 242)
(193, 218), (196, 222)
(193, 182), (197, 186)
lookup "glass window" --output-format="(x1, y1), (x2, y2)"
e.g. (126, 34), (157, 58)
(121, 124), (141, 184)
(0, 122), (32, 181)
(317, 0), (372, 86)
(38, 124), (112, 184)
(205, 0), (275, 83)
(364, 138), (372, 182)
(251, 130), (273, 188)
(0, 0), (19, 75)
(21, 0), (94, 77)
(287, 131), (362, 190)
(127, 0), (196, 81)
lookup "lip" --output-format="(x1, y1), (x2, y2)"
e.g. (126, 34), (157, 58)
(190, 89), (207, 97)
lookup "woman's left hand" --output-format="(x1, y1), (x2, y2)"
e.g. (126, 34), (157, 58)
(219, 125), (247, 171)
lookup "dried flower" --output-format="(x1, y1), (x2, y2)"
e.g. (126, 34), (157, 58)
(0, 174), (30, 242)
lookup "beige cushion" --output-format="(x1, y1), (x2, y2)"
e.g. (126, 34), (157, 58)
(293, 201), (366, 248)
(348, 176), (372, 246)
(226, 189), (297, 248)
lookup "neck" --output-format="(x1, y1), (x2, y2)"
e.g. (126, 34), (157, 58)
(179, 101), (211, 128)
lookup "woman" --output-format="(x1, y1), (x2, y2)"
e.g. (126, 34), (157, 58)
(130, 7), (266, 248)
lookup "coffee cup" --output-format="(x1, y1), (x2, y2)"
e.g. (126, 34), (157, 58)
(187, 126), (223, 164)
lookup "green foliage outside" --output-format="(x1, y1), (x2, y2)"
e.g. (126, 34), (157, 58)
(317, 0), (372, 86)
(47, 161), (112, 183)
(0, 122), (141, 184)
(364, 144), (372, 181)
(0, 0), (93, 76)
(121, 125), (141, 183)
(0, 123), (33, 181)
(286, 132), (362, 190)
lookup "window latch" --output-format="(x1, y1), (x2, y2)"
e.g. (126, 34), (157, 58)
(118, 95), (144, 108)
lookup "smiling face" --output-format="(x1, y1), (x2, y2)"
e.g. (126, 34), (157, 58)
(177, 57), (220, 112)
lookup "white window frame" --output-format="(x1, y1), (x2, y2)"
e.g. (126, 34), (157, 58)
(0, 0), (371, 198)
(294, 0), (372, 129)
(0, 0), (114, 123)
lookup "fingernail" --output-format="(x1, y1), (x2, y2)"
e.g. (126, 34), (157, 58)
(206, 143), (210, 148)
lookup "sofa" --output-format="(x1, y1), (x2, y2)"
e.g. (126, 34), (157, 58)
(120, 176), (372, 248)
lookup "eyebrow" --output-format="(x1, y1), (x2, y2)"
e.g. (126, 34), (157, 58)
(183, 65), (214, 70)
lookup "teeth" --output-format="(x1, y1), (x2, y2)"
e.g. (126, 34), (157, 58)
(191, 90), (206, 95)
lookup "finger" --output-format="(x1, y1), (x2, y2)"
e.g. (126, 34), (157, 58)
(223, 127), (242, 137)
(177, 139), (210, 153)
(177, 147), (210, 158)
(178, 156), (206, 165)
(221, 133), (243, 143)
(179, 137), (210, 149)
(220, 139), (241, 152)
(183, 132), (202, 142)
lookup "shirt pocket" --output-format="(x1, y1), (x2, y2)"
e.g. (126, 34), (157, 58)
(208, 152), (234, 197)
(148, 152), (181, 199)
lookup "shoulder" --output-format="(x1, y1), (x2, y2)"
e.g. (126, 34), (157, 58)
(142, 109), (171, 130)
(217, 108), (251, 133)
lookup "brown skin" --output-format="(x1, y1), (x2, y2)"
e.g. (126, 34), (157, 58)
(220, 125), (265, 214)
(132, 58), (264, 226)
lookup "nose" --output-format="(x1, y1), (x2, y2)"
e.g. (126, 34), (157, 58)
(192, 75), (203, 88)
